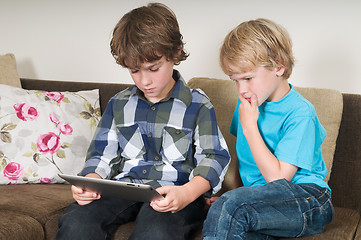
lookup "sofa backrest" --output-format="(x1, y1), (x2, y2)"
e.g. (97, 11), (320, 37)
(21, 78), (133, 114)
(188, 77), (343, 193)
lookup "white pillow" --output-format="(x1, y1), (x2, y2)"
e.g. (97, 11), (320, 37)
(0, 84), (100, 184)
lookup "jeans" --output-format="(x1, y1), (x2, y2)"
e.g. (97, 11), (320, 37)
(202, 179), (334, 240)
(56, 196), (205, 240)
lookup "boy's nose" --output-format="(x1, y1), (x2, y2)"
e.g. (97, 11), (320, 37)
(236, 81), (248, 94)
(140, 72), (152, 86)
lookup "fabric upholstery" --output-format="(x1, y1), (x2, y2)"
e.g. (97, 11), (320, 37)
(0, 211), (44, 240)
(0, 184), (73, 225)
(329, 94), (361, 213)
(0, 53), (21, 88)
(283, 207), (360, 240)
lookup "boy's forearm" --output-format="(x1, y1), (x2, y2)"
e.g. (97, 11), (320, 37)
(243, 126), (297, 182)
(183, 176), (211, 202)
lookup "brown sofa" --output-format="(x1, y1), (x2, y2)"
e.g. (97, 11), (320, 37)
(0, 77), (360, 240)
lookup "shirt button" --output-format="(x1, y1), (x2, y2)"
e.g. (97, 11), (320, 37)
(142, 169), (147, 174)
(148, 132), (152, 138)
(176, 130), (181, 135)
(151, 106), (156, 111)
(155, 156), (159, 161)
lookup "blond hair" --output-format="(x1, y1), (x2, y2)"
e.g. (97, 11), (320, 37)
(220, 18), (294, 79)
(110, 3), (188, 69)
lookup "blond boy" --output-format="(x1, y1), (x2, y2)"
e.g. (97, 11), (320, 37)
(202, 18), (333, 240)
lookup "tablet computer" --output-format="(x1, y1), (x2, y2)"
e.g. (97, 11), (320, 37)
(58, 173), (163, 202)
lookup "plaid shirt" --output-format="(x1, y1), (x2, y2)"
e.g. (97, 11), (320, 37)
(81, 70), (230, 194)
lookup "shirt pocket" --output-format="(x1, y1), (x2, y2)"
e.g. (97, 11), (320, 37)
(161, 126), (191, 161)
(117, 124), (146, 160)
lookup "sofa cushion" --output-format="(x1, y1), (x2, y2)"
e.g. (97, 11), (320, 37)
(0, 84), (101, 184)
(282, 207), (360, 240)
(112, 222), (135, 240)
(0, 184), (73, 226)
(0, 210), (44, 240)
(0, 53), (21, 88)
(0, 184), (74, 239)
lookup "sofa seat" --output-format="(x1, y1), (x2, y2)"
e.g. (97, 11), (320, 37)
(0, 184), (73, 239)
(282, 207), (360, 240)
(0, 210), (44, 240)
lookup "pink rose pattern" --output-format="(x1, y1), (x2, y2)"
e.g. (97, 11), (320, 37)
(49, 113), (59, 124)
(40, 177), (51, 183)
(13, 103), (39, 121)
(1, 90), (98, 184)
(45, 92), (64, 103)
(3, 162), (24, 181)
(58, 122), (73, 135)
(37, 132), (61, 154)
(49, 114), (73, 135)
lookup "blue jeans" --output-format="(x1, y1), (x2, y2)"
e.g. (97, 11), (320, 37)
(56, 196), (205, 240)
(202, 179), (334, 240)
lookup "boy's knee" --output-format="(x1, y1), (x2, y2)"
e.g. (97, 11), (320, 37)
(57, 213), (105, 240)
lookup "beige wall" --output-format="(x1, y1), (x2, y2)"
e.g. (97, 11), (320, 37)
(1, 0), (360, 94)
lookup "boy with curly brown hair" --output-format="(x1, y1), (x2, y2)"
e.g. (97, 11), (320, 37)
(57, 3), (230, 240)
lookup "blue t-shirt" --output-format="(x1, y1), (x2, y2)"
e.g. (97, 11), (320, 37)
(230, 84), (330, 191)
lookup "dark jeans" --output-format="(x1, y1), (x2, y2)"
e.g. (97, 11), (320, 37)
(56, 196), (205, 240)
(202, 179), (334, 240)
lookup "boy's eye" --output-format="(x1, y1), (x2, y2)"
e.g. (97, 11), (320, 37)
(130, 69), (139, 74)
(150, 68), (159, 72)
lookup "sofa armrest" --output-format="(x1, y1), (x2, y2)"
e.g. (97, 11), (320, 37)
(329, 93), (361, 214)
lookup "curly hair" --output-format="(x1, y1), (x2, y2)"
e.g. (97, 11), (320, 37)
(110, 3), (188, 69)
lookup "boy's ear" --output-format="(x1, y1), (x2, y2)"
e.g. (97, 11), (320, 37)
(275, 67), (286, 77)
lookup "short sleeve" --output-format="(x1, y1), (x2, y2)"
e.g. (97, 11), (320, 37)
(274, 116), (325, 171)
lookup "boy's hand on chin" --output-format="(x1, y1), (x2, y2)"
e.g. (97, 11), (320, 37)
(238, 94), (259, 129)
(150, 185), (191, 213)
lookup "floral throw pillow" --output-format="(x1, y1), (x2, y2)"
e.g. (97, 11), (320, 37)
(0, 84), (100, 184)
